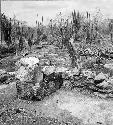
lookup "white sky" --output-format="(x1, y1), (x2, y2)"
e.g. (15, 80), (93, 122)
(1, 0), (113, 27)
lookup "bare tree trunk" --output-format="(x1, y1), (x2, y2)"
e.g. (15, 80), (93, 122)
(62, 37), (78, 68)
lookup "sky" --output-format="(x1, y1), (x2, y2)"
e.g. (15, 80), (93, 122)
(1, 0), (113, 27)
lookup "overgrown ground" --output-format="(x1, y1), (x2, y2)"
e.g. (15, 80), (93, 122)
(0, 45), (113, 125)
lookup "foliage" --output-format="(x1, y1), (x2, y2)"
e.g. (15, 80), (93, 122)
(1, 10), (113, 65)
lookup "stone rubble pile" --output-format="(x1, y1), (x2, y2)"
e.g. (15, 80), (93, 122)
(13, 56), (113, 100)
(79, 70), (113, 98)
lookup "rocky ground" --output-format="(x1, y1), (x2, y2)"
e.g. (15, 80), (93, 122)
(0, 45), (113, 125)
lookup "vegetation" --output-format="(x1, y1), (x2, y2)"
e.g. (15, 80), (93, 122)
(1, 10), (113, 62)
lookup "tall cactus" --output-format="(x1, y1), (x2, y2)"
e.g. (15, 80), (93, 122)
(109, 21), (113, 42)
(42, 16), (43, 23)
(1, 13), (12, 47)
(72, 10), (81, 41)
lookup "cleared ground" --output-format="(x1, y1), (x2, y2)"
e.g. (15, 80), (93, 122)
(0, 82), (113, 125)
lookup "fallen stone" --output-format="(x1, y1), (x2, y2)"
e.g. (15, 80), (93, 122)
(104, 63), (113, 70)
(95, 72), (108, 81)
(97, 80), (110, 88)
(42, 66), (55, 75)
(97, 77), (113, 89)
(19, 56), (39, 68)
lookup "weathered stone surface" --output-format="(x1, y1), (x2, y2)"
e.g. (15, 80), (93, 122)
(104, 63), (113, 70)
(32, 66), (43, 84)
(55, 67), (68, 73)
(97, 77), (113, 89)
(16, 56), (39, 68)
(15, 57), (64, 100)
(95, 72), (108, 81)
(31, 72), (63, 100)
(42, 66), (56, 75)
(15, 66), (29, 82)
(15, 56), (43, 100)
(16, 80), (34, 100)
(15, 56), (41, 82)
(97, 80), (110, 88)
